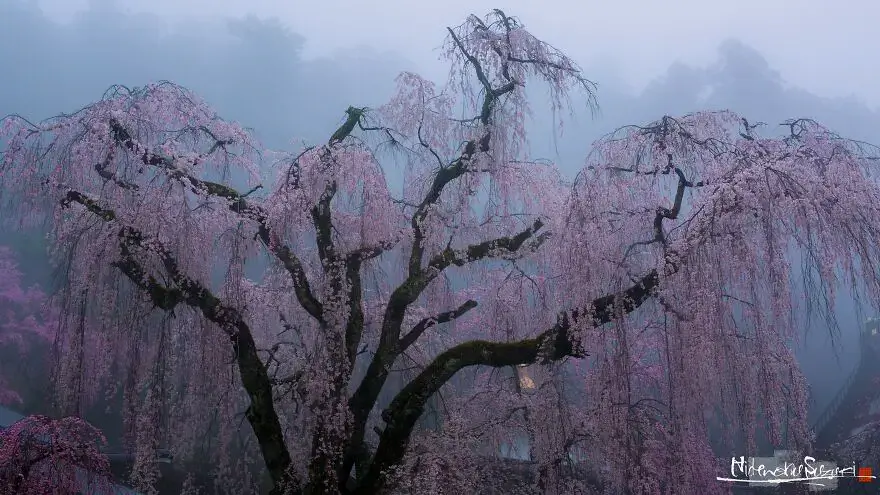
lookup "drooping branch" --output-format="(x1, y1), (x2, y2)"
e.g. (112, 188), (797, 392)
(406, 24), (518, 278)
(355, 268), (662, 493)
(303, 109), (397, 362)
(106, 119), (325, 322)
(344, 218), (547, 480)
(449, 9), (595, 123)
(108, 119), (235, 197)
(349, 37), (536, 449)
(445, 23), (517, 126)
(60, 191), (301, 495)
(0, 415), (114, 494)
(352, 124), (697, 490)
(446, 26), (494, 99)
(350, 219), (548, 416)
(607, 136), (706, 263)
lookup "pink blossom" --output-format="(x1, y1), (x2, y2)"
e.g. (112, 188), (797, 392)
(0, 415), (113, 494)
(0, 10), (877, 495)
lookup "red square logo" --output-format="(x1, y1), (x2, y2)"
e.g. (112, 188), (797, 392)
(858, 467), (873, 483)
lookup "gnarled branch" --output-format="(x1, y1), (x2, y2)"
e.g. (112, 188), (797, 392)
(356, 268), (662, 493)
(60, 191), (301, 495)
(106, 119), (324, 322)
(345, 218), (547, 482)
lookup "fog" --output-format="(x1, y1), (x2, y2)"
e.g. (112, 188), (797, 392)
(34, 0), (880, 110)
(2, 0), (878, 490)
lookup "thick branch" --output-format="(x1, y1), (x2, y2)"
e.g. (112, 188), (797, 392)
(94, 150), (138, 190)
(310, 179), (339, 272)
(106, 119), (324, 322)
(350, 219), (547, 419)
(653, 157), (694, 247)
(61, 192), (301, 495)
(309, 109), (370, 272)
(349, 241), (395, 263)
(341, 243), (394, 368)
(405, 30), (514, 277)
(446, 26), (494, 96)
(311, 109), (398, 365)
(407, 160), (468, 276)
(329, 107), (367, 146)
(345, 219), (546, 481)
(61, 191), (116, 222)
(344, 257), (366, 366)
(395, 26), (519, 326)
(355, 268), (662, 493)
(427, 218), (548, 271)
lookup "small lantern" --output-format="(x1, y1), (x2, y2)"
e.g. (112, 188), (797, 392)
(516, 364), (536, 391)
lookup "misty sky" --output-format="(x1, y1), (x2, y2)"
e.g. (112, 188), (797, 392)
(37, 0), (880, 109)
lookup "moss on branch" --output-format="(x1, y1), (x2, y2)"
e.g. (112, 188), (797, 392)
(355, 268), (661, 493)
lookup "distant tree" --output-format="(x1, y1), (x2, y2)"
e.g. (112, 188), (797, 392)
(0, 414), (112, 494)
(0, 246), (55, 406)
(3, 9), (880, 495)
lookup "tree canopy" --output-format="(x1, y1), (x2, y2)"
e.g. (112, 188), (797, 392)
(0, 247), (56, 406)
(2, 9), (880, 495)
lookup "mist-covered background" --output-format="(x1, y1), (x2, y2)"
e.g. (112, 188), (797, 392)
(2, 0), (878, 443)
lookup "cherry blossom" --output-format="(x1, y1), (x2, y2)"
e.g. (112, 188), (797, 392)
(0, 415), (113, 494)
(0, 246), (57, 406)
(2, 9), (879, 495)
